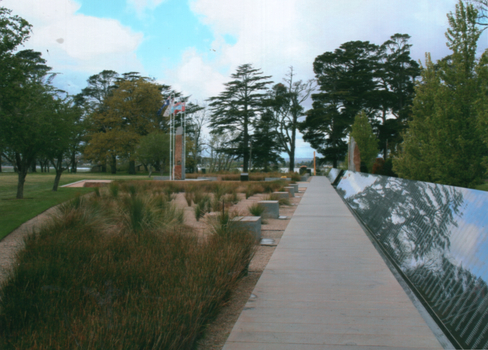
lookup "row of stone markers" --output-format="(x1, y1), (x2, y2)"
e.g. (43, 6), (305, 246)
(232, 184), (299, 241)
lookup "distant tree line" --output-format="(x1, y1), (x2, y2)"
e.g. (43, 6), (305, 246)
(2, 0), (486, 201)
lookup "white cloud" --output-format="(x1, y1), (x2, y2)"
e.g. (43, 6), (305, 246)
(164, 47), (227, 101)
(177, 0), (466, 155)
(2, 0), (144, 74)
(126, 0), (167, 17)
(181, 0), (463, 102)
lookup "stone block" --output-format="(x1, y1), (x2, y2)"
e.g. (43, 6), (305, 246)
(258, 200), (280, 219)
(273, 192), (289, 199)
(232, 216), (261, 240)
(265, 177), (291, 181)
(284, 186), (295, 197)
(289, 184), (299, 193)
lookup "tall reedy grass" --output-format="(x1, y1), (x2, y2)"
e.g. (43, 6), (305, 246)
(268, 193), (291, 206)
(0, 182), (255, 350)
(248, 203), (265, 217)
(194, 194), (211, 221)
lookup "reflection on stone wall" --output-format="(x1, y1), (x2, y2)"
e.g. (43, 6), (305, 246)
(331, 170), (488, 349)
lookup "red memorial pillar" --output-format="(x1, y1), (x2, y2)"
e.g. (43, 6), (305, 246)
(174, 126), (185, 180)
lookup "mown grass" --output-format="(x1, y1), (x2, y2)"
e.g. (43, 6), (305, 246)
(0, 182), (256, 349)
(0, 173), (151, 240)
(475, 183), (488, 191)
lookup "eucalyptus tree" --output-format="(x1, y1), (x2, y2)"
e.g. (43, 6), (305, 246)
(300, 41), (379, 167)
(270, 67), (315, 172)
(376, 34), (420, 158)
(207, 64), (272, 172)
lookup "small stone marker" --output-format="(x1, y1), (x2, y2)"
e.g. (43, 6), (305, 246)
(258, 200), (279, 219)
(284, 186), (295, 197)
(289, 184), (299, 193)
(272, 192), (289, 199)
(232, 216), (261, 240)
(278, 215), (289, 220)
(260, 238), (276, 246)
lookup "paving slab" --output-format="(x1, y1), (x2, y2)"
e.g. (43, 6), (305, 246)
(223, 176), (445, 350)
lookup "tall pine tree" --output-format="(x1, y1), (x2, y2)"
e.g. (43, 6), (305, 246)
(394, 1), (488, 188)
(208, 64), (272, 172)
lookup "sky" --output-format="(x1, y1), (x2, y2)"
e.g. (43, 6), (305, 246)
(2, 0), (487, 159)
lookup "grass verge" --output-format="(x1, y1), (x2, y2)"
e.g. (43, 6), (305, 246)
(0, 173), (150, 241)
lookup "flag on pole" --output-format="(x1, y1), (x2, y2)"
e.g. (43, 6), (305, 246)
(157, 97), (170, 116)
(172, 102), (186, 114)
(163, 97), (174, 117)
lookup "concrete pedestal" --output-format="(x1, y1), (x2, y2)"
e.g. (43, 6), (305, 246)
(257, 200), (279, 219)
(289, 184), (299, 193)
(232, 216), (261, 240)
(284, 186), (295, 197)
(272, 192), (289, 199)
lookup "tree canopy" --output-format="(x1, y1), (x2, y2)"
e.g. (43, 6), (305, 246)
(208, 64), (272, 172)
(301, 35), (419, 167)
(394, 1), (488, 188)
(83, 77), (165, 174)
(350, 111), (379, 172)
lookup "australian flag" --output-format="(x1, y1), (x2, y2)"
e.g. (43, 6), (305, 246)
(157, 97), (172, 116)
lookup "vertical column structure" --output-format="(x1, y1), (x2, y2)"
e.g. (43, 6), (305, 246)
(174, 126), (185, 180)
(348, 136), (361, 171)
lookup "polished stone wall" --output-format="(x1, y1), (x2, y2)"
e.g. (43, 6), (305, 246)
(330, 170), (488, 349)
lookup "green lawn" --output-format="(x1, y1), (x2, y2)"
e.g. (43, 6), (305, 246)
(0, 172), (152, 240)
(476, 183), (488, 191)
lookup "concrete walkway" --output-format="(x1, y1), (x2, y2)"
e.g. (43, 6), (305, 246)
(223, 176), (444, 350)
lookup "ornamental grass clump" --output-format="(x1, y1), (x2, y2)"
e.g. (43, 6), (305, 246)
(268, 193), (291, 206)
(109, 182), (119, 198)
(248, 203), (265, 217)
(194, 194), (211, 221)
(0, 181), (255, 350)
(262, 180), (286, 194)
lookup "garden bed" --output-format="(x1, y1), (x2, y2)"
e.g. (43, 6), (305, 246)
(0, 179), (302, 349)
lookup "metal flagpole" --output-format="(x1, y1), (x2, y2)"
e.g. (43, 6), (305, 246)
(172, 109), (175, 181)
(170, 110), (173, 181)
(183, 102), (186, 180)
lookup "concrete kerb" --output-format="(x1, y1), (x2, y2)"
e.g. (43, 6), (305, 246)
(265, 177), (291, 181)
(152, 176), (170, 181)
